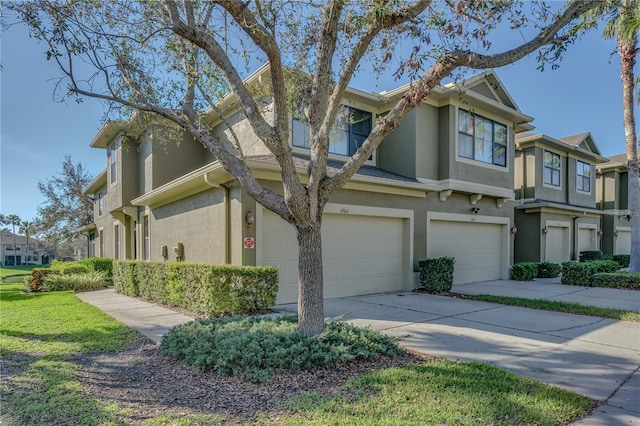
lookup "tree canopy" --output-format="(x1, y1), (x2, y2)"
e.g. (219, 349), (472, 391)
(11, 0), (602, 334)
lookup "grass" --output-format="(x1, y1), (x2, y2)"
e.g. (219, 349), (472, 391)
(458, 294), (640, 322)
(1, 275), (595, 425)
(277, 361), (593, 426)
(0, 276), (139, 425)
(0, 264), (39, 277)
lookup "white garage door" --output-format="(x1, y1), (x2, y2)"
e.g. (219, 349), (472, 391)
(261, 211), (405, 304)
(578, 227), (596, 254)
(546, 226), (570, 263)
(428, 220), (504, 284)
(615, 230), (631, 255)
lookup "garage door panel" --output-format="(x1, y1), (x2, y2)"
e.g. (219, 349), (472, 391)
(615, 231), (631, 255)
(429, 220), (504, 284)
(262, 211), (405, 304)
(546, 226), (569, 263)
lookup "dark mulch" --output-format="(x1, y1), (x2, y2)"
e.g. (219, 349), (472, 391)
(69, 338), (429, 424)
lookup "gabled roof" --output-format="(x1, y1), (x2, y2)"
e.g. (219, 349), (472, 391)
(0, 231), (37, 245)
(455, 71), (519, 111)
(597, 153), (629, 171)
(515, 131), (608, 164)
(558, 132), (602, 156)
(84, 168), (107, 195)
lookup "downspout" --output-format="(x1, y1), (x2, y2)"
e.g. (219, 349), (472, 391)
(572, 216), (580, 260)
(204, 171), (230, 264)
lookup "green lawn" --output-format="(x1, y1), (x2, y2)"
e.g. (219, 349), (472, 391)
(0, 264), (39, 277)
(0, 277), (139, 425)
(0, 276), (595, 425)
(457, 294), (640, 322)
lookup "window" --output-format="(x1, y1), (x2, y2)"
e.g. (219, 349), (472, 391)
(544, 151), (561, 186)
(97, 190), (104, 216)
(577, 161), (591, 192)
(107, 138), (120, 184)
(99, 230), (104, 257)
(458, 109), (508, 167)
(292, 106), (372, 157)
(114, 224), (120, 259)
(142, 215), (149, 261)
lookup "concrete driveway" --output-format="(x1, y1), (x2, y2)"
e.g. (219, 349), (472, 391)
(273, 285), (640, 425)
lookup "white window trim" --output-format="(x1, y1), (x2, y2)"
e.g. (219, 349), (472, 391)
(455, 107), (510, 170)
(576, 160), (592, 194)
(542, 149), (562, 190)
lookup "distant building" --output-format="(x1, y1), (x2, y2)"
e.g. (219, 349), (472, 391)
(0, 231), (45, 266)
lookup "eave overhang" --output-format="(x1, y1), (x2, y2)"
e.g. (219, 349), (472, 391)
(83, 168), (107, 195)
(515, 201), (603, 218)
(132, 158), (436, 208)
(515, 134), (609, 164)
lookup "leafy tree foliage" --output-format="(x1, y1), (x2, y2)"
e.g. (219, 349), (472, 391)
(10, 0), (601, 334)
(36, 155), (94, 246)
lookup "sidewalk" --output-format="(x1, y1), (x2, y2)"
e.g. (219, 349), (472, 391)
(78, 283), (640, 425)
(76, 289), (194, 343)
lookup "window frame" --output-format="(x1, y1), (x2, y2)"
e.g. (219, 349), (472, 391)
(107, 137), (121, 185)
(114, 223), (120, 260)
(291, 106), (374, 160)
(576, 160), (591, 193)
(543, 150), (561, 187)
(457, 109), (508, 168)
(142, 215), (150, 261)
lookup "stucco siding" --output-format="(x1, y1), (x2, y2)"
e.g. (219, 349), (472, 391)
(378, 108), (417, 178)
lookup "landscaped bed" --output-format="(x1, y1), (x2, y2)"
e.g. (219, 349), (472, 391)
(1, 276), (594, 425)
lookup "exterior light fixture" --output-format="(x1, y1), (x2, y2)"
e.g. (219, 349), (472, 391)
(614, 230), (619, 238)
(542, 226), (548, 235)
(510, 224), (518, 236)
(471, 207), (480, 214)
(246, 209), (255, 236)
(597, 230), (604, 238)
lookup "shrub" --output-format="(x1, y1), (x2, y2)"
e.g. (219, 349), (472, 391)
(50, 261), (90, 275)
(579, 251), (605, 262)
(591, 272), (640, 290)
(511, 263), (538, 281)
(537, 262), (562, 278)
(161, 315), (404, 383)
(81, 257), (113, 279)
(561, 260), (620, 286)
(418, 257), (455, 293)
(26, 268), (60, 292)
(41, 271), (108, 292)
(613, 254), (631, 268)
(112, 260), (278, 316)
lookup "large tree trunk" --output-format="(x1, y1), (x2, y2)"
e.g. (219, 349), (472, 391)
(619, 34), (640, 272)
(296, 222), (324, 335)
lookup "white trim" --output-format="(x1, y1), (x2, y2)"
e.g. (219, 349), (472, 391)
(578, 223), (597, 230)
(543, 220), (571, 264)
(418, 177), (515, 199)
(545, 220), (571, 228)
(615, 226), (632, 232)
(542, 149), (562, 190)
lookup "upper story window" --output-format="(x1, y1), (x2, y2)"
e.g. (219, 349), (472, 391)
(107, 138), (121, 184)
(458, 109), (507, 167)
(577, 160), (591, 192)
(292, 106), (372, 157)
(544, 150), (561, 186)
(97, 190), (104, 216)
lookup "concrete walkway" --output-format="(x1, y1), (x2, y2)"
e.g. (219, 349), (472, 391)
(78, 281), (640, 425)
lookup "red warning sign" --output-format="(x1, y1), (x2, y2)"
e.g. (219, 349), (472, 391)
(243, 237), (255, 249)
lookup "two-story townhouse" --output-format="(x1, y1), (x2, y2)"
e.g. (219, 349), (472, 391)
(512, 132), (609, 263)
(0, 231), (44, 265)
(597, 153), (632, 255)
(83, 67), (533, 304)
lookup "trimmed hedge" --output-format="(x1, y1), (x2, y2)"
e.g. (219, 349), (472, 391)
(418, 257), (455, 293)
(561, 260), (621, 286)
(112, 260), (279, 316)
(537, 262), (562, 278)
(511, 263), (538, 281)
(579, 251), (605, 262)
(613, 254), (631, 268)
(27, 268), (61, 292)
(591, 272), (640, 290)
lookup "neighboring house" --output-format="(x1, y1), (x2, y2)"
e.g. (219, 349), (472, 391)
(512, 132), (608, 263)
(597, 153), (632, 255)
(83, 67), (535, 304)
(0, 231), (44, 266)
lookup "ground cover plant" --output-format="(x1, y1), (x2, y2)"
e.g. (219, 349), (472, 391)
(456, 294), (640, 322)
(1, 274), (595, 425)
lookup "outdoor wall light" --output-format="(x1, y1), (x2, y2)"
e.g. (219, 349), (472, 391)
(614, 230), (619, 238)
(471, 207), (480, 214)
(246, 209), (255, 236)
(597, 230), (604, 238)
(542, 226), (548, 235)
(510, 224), (518, 236)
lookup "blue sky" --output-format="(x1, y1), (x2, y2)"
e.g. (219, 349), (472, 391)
(0, 15), (630, 225)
